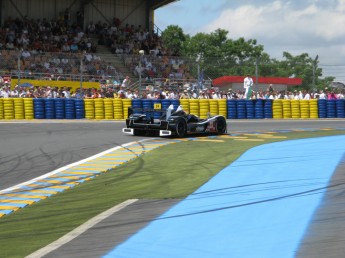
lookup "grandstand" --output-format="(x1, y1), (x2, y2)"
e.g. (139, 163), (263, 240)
(0, 0), (206, 93)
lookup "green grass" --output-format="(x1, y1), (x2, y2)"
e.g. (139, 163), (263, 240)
(0, 130), (345, 257)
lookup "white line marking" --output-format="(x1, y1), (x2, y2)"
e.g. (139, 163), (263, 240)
(25, 199), (138, 258)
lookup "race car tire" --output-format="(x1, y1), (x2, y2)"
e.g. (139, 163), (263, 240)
(175, 118), (187, 138)
(216, 117), (227, 134)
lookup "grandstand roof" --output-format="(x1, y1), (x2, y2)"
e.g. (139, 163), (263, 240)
(213, 76), (303, 87)
(150, 0), (177, 10)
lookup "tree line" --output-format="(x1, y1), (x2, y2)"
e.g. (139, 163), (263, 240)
(161, 25), (334, 90)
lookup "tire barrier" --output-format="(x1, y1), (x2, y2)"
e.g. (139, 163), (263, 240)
(309, 99), (319, 119)
(199, 99), (210, 119)
(245, 100), (255, 119)
(152, 99), (162, 119)
(122, 99), (132, 119)
(3, 98), (14, 119)
(84, 99), (95, 119)
(300, 100), (310, 119)
(113, 98), (124, 119)
(45, 98), (55, 119)
(227, 100), (237, 119)
(282, 100), (292, 119)
(254, 99), (264, 119)
(326, 100), (336, 118)
(13, 98), (25, 119)
(336, 99), (345, 118)
(263, 100), (273, 119)
(171, 100), (180, 110)
(188, 99), (199, 116)
(94, 98), (105, 120)
(237, 99), (246, 119)
(65, 99), (76, 119)
(33, 98), (45, 119)
(103, 98), (114, 119)
(1, 98), (344, 121)
(75, 99), (85, 119)
(161, 99), (172, 111)
(218, 99), (227, 118)
(54, 98), (65, 119)
(179, 99), (190, 114)
(291, 100), (300, 119)
(24, 98), (34, 119)
(272, 100), (283, 119)
(318, 99), (327, 118)
(0, 98), (4, 119)
(209, 99), (218, 116)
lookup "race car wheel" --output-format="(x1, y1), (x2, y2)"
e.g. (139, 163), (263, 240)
(175, 119), (187, 137)
(216, 117), (227, 134)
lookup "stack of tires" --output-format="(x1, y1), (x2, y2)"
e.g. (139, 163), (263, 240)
(0, 98), (3, 119)
(142, 99), (152, 119)
(227, 100), (237, 119)
(237, 100), (246, 119)
(161, 99), (172, 111)
(171, 100), (180, 111)
(3, 98), (14, 119)
(14, 98), (25, 119)
(272, 100), (283, 119)
(254, 99), (264, 119)
(263, 100), (273, 118)
(326, 100), (336, 118)
(55, 98), (65, 119)
(188, 99), (198, 116)
(291, 100), (301, 119)
(300, 100), (310, 119)
(45, 98), (55, 119)
(282, 100), (291, 119)
(84, 99), (95, 119)
(209, 99), (218, 116)
(309, 99), (319, 119)
(113, 98), (123, 119)
(75, 99), (85, 119)
(199, 99), (210, 119)
(218, 99), (227, 118)
(104, 98), (114, 119)
(122, 99), (132, 119)
(34, 98), (45, 119)
(245, 100), (255, 119)
(318, 99), (327, 118)
(94, 99), (105, 119)
(65, 99), (76, 119)
(336, 99), (345, 118)
(23, 98), (34, 119)
(179, 99), (190, 114)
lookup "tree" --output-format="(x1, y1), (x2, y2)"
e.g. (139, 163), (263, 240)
(161, 25), (186, 56)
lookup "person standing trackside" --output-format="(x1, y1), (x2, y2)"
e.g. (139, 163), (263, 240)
(243, 74), (254, 100)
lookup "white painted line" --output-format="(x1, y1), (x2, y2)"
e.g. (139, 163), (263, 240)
(0, 139), (154, 194)
(25, 199), (138, 258)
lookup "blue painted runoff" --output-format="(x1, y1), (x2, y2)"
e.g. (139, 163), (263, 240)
(103, 135), (345, 258)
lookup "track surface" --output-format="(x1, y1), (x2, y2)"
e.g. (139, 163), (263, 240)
(1, 119), (344, 257)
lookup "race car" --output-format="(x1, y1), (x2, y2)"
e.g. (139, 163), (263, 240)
(122, 105), (227, 137)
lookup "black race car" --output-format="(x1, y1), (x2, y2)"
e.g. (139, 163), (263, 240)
(122, 105), (227, 137)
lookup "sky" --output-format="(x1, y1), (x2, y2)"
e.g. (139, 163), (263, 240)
(155, 0), (345, 82)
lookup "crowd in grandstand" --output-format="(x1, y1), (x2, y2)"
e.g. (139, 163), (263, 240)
(1, 82), (344, 100)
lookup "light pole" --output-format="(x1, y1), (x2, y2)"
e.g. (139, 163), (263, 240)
(138, 50), (144, 98)
(312, 55), (319, 91)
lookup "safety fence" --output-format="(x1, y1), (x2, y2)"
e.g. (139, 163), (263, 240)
(0, 98), (344, 120)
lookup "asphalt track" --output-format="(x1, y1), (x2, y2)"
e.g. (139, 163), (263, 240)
(1, 119), (345, 257)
